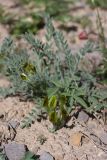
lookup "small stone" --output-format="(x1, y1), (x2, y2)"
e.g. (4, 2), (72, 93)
(8, 121), (20, 129)
(69, 132), (83, 146)
(40, 151), (55, 160)
(87, 119), (98, 131)
(99, 131), (107, 145)
(4, 142), (26, 160)
(77, 111), (89, 123)
(55, 154), (64, 160)
(91, 134), (101, 144)
(66, 118), (73, 127)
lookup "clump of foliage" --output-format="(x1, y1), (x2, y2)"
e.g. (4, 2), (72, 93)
(0, 0), (82, 36)
(87, 0), (107, 9)
(20, 0), (75, 22)
(0, 8), (44, 35)
(9, 14), (44, 35)
(73, 15), (92, 29)
(0, 0), (74, 35)
(0, 16), (107, 130)
(0, 153), (5, 160)
(23, 151), (40, 160)
(96, 48), (107, 83)
(37, 134), (47, 145)
(0, 5), (17, 26)
(88, 0), (107, 83)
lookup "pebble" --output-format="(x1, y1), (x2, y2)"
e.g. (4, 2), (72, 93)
(99, 131), (107, 145)
(4, 142), (26, 160)
(8, 121), (20, 129)
(77, 111), (89, 123)
(40, 151), (55, 160)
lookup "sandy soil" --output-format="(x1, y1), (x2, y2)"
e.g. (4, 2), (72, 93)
(0, 73), (107, 159)
(0, 90), (107, 160)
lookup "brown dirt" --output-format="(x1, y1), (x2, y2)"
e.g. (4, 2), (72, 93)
(0, 77), (107, 160)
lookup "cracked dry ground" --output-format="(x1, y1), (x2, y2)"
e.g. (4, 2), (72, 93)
(0, 77), (107, 160)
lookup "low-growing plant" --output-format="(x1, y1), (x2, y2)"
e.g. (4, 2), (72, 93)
(9, 15), (44, 35)
(0, 16), (107, 130)
(37, 134), (47, 145)
(87, 0), (107, 9)
(91, 0), (106, 49)
(20, 0), (75, 22)
(0, 0), (78, 36)
(0, 3), (44, 35)
(72, 15), (92, 29)
(89, 0), (107, 83)
(23, 151), (40, 160)
(0, 154), (5, 160)
(0, 149), (6, 160)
